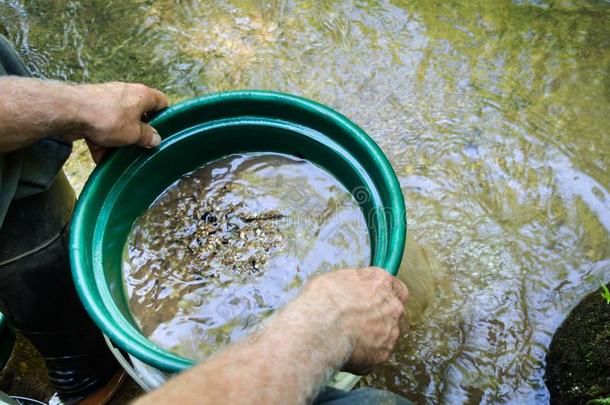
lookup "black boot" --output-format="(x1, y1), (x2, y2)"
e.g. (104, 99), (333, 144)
(0, 171), (119, 401)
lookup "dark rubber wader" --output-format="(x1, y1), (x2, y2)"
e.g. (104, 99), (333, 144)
(0, 36), (117, 400)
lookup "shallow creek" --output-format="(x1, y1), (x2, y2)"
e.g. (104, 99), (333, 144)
(2, 0), (609, 402)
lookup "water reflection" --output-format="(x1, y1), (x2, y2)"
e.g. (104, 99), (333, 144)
(1, 0), (608, 402)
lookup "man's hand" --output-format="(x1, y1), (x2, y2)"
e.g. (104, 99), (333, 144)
(135, 268), (408, 405)
(68, 82), (168, 162)
(0, 77), (168, 162)
(299, 267), (408, 374)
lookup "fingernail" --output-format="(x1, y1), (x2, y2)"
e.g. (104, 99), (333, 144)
(148, 128), (161, 148)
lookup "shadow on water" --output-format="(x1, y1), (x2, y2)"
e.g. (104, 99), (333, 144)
(1, 0), (609, 403)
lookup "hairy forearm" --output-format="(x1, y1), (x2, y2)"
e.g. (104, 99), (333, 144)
(0, 77), (86, 152)
(134, 293), (352, 405)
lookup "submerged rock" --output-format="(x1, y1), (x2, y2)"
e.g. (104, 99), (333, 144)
(545, 283), (610, 404)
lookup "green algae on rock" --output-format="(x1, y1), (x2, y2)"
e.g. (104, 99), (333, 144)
(545, 283), (610, 404)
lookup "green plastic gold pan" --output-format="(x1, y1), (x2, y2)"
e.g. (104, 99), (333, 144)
(69, 90), (407, 373)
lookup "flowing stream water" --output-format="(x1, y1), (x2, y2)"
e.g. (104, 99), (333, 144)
(1, 0), (608, 403)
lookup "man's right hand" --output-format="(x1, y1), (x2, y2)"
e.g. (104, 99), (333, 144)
(298, 267), (409, 374)
(135, 267), (409, 405)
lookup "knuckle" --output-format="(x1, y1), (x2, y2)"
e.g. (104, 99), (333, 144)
(380, 271), (394, 284)
(373, 267), (389, 278)
(393, 301), (405, 317)
(356, 267), (375, 281)
(129, 83), (150, 103)
(132, 83), (148, 93)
